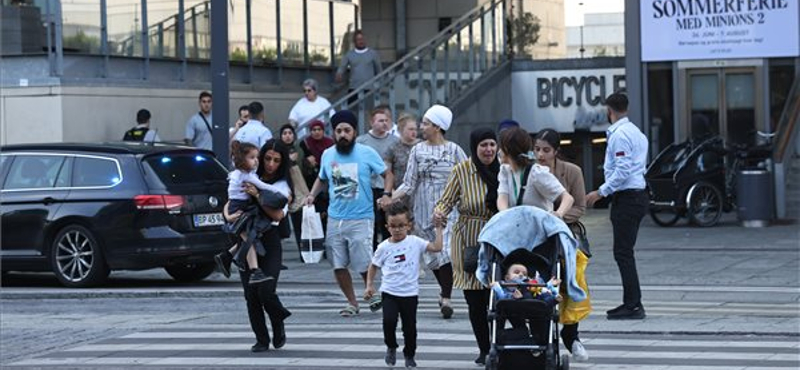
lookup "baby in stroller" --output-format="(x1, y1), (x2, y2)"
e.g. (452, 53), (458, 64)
(486, 245), (569, 370)
(492, 263), (561, 304)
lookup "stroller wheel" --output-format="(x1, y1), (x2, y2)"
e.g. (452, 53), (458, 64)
(560, 354), (570, 370)
(485, 349), (498, 370)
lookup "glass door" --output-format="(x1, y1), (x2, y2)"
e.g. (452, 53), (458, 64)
(724, 72), (756, 145)
(688, 72), (720, 140)
(686, 68), (759, 146)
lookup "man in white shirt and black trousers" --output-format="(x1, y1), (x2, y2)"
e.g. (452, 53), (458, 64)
(586, 92), (649, 320)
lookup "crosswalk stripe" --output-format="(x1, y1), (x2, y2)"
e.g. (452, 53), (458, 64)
(116, 329), (799, 350)
(59, 343), (799, 361)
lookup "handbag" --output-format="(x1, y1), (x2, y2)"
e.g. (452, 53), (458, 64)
(300, 205), (325, 263)
(572, 221), (592, 258)
(462, 245), (480, 274)
(288, 165), (310, 213)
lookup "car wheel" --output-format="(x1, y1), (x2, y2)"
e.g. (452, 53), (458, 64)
(688, 182), (723, 227)
(649, 208), (681, 227)
(50, 225), (109, 287)
(165, 262), (216, 282)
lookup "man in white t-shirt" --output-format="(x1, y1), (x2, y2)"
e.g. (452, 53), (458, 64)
(233, 101), (272, 149)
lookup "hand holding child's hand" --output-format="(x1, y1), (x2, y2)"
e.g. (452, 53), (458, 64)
(363, 286), (375, 300)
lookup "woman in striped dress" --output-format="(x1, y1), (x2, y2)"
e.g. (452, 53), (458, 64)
(433, 128), (499, 366)
(393, 105), (467, 319)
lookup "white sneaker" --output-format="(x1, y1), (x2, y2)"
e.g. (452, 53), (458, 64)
(571, 341), (589, 362)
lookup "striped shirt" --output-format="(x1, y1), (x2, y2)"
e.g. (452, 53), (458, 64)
(435, 159), (495, 290)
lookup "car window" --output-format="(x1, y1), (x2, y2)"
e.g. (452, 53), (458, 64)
(4, 155), (65, 190)
(0, 155), (8, 173)
(55, 156), (74, 188)
(72, 156), (121, 187)
(142, 152), (228, 190)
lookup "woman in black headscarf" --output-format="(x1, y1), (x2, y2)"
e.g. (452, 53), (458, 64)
(434, 127), (499, 365)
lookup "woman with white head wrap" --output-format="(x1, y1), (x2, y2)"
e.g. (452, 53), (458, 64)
(392, 104), (467, 319)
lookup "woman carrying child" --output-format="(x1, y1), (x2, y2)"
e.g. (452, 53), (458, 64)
(364, 202), (444, 369)
(223, 139), (295, 352)
(216, 141), (289, 284)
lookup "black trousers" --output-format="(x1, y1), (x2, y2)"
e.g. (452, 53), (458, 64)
(382, 292), (418, 358)
(240, 228), (291, 347)
(610, 189), (649, 308)
(463, 289), (490, 355)
(561, 323), (579, 351)
(431, 263), (454, 299)
(371, 188), (390, 251)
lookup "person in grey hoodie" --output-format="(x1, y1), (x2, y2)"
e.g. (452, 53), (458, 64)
(336, 30), (382, 106)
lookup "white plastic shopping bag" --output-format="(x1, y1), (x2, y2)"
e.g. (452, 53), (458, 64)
(300, 205), (325, 263)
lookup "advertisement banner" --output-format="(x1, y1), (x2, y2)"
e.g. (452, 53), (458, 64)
(511, 68), (626, 133)
(641, 0), (800, 62)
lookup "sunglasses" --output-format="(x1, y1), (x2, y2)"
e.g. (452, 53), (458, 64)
(304, 89), (313, 93)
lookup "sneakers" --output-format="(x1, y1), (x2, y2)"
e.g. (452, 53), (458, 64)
(385, 347), (396, 366)
(571, 340), (589, 362)
(474, 352), (487, 365)
(248, 269), (273, 285)
(250, 342), (268, 353)
(404, 356), (417, 368)
(214, 251), (233, 278)
(607, 304), (646, 320)
(440, 303), (453, 319)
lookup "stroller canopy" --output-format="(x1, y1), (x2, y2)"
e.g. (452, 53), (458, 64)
(477, 206), (586, 302)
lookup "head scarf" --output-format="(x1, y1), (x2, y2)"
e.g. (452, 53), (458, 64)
(423, 104), (453, 131)
(498, 119), (520, 132)
(470, 128), (500, 214)
(331, 110), (358, 132)
(303, 119), (334, 159)
(279, 123), (296, 146)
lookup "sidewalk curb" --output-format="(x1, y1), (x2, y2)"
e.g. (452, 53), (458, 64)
(0, 289), (339, 300)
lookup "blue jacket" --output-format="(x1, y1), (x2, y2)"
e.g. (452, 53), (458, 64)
(477, 206), (586, 302)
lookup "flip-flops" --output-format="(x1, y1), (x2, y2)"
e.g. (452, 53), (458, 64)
(339, 305), (359, 317)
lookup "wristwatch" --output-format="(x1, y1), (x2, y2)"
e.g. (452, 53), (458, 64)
(382, 191), (392, 197)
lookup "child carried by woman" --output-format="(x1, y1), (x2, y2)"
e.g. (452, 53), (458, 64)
(215, 141), (289, 285)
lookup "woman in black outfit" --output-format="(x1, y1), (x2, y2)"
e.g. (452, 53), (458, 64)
(224, 139), (294, 352)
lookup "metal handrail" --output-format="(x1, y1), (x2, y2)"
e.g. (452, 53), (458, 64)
(773, 75), (800, 163)
(297, 0), (507, 135)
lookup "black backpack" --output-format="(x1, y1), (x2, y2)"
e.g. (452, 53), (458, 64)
(123, 127), (149, 142)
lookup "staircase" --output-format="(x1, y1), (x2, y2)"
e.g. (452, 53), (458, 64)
(298, 0), (509, 133)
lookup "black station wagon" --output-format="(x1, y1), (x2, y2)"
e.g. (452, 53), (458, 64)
(0, 142), (230, 287)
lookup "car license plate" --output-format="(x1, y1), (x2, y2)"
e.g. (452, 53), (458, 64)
(193, 213), (225, 227)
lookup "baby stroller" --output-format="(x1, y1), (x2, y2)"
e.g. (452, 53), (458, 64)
(477, 206), (584, 370)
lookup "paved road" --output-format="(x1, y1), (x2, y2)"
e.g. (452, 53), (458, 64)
(3, 288), (799, 369)
(1, 209), (798, 369)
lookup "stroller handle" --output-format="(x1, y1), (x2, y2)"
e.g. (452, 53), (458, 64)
(499, 281), (556, 288)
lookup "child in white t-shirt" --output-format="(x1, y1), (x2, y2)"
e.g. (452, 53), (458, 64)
(364, 203), (443, 369)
